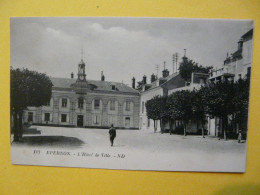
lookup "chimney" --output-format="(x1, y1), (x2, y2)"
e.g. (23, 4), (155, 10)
(71, 72), (74, 79)
(238, 38), (243, 50)
(151, 74), (156, 83)
(162, 61), (170, 78)
(143, 75), (147, 84)
(101, 71), (105, 81)
(162, 69), (169, 78)
(132, 77), (136, 89)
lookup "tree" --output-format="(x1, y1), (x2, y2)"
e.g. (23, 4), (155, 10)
(179, 56), (212, 83)
(179, 57), (196, 83)
(145, 95), (167, 133)
(11, 68), (53, 141)
(200, 81), (236, 140)
(193, 64), (213, 74)
(232, 77), (250, 132)
(191, 90), (207, 138)
(167, 90), (193, 136)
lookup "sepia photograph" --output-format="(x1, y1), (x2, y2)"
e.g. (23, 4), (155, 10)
(10, 17), (254, 172)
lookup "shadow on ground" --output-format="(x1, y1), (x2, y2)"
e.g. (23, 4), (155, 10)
(12, 136), (85, 148)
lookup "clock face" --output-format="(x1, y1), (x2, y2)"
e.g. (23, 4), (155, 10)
(79, 75), (84, 80)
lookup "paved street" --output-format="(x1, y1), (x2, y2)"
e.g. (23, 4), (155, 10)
(11, 126), (247, 172)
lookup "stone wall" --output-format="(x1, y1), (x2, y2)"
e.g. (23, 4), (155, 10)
(25, 90), (140, 129)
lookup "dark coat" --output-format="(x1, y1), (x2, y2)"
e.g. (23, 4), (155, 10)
(109, 128), (116, 139)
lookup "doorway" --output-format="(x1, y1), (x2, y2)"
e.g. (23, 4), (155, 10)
(77, 115), (84, 127)
(125, 117), (130, 128)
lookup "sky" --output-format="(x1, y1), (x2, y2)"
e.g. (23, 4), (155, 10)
(10, 17), (253, 86)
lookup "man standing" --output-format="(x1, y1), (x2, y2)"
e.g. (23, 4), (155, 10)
(109, 124), (116, 146)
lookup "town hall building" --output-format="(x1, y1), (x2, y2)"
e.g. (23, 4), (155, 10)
(24, 58), (140, 129)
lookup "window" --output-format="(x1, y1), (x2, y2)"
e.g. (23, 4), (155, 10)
(28, 112), (33, 122)
(44, 113), (50, 122)
(61, 114), (67, 123)
(46, 100), (50, 106)
(108, 115), (117, 126)
(78, 98), (84, 109)
(93, 115), (100, 125)
(147, 119), (150, 127)
(142, 101), (144, 113)
(62, 98), (67, 108)
(94, 99), (100, 110)
(111, 85), (116, 90)
(110, 100), (116, 111)
(126, 100), (131, 111)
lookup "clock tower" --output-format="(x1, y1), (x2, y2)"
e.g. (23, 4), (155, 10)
(77, 59), (86, 81)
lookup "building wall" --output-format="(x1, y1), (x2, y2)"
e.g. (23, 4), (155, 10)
(207, 30), (253, 137)
(168, 83), (202, 94)
(139, 77), (206, 133)
(242, 37), (253, 77)
(25, 90), (140, 129)
(139, 87), (163, 131)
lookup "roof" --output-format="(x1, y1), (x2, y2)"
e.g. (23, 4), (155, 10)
(50, 77), (139, 95)
(140, 72), (181, 93)
(241, 28), (253, 39)
(231, 49), (242, 59)
(160, 73), (186, 90)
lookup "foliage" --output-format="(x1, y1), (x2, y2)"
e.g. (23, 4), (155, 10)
(179, 56), (212, 82)
(166, 90), (193, 135)
(199, 80), (246, 139)
(232, 78), (250, 129)
(191, 89), (207, 137)
(11, 67), (53, 141)
(193, 64), (213, 74)
(145, 95), (167, 132)
(200, 81), (236, 118)
(146, 95), (168, 120)
(179, 57), (195, 82)
(145, 77), (250, 138)
(11, 68), (53, 111)
(167, 90), (193, 121)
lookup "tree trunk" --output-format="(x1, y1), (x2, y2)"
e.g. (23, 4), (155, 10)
(201, 120), (205, 138)
(13, 112), (19, 142)
(18, 112), (23, 140)
(154, 120), (156, 133)
(160, 119), (164, 134)
(183, 121), (186, 136)
(196, 117), (199, 131)
(222, 115), (228, 140)
(169, 118), (172, 135)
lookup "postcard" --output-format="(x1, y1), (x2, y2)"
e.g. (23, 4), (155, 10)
(10, 17), (253, 172)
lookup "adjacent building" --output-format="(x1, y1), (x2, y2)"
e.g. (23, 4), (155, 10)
(207, 28), (253, 136)
(139, 57), (208, 132)
(209, 28), (253, 83)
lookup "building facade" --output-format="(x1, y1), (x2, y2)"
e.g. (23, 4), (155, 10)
(209, 29), (253, 83)
(207, 28), (253, 136)
(24, 59), (140, 129)
(139, 62), (208, 133)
